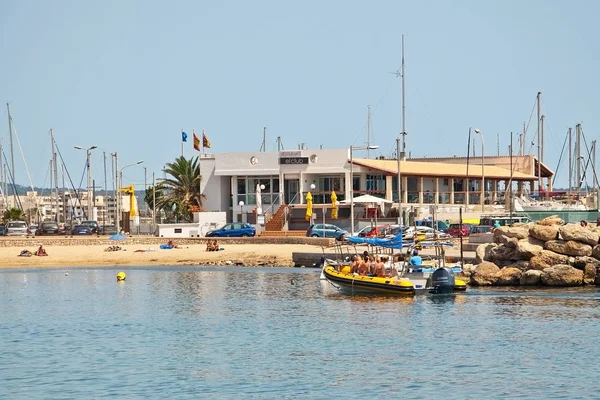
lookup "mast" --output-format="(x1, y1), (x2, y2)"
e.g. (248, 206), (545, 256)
(7, 103), (16, 205)
(103, 151), (108, 227)
(401, 34), (407, 158)
(536, 92), (542, 194)
(51, 129), (59, 222)
(366, 105), (371, 158)
(521, 121), (526, 156)
(260, 127), (267, 152)
(568, 127), (572, 196)
(576, 123), (582, 192)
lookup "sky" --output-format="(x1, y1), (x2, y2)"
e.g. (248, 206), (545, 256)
(1, 0), (599, 191)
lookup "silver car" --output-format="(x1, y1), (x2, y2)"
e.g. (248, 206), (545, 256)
(5, 221), (29, 236)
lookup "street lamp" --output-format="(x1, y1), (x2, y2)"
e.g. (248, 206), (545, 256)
(310, 183), (316, 226)
(474, 129), (484, 211)
(349, 144), (379, 236)
(116, 160), (144, 233)
(74, 145), (97, 220)
(238, 200), (244, 222)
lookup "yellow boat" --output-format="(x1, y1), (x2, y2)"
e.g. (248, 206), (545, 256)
(322, 265), (467, 295)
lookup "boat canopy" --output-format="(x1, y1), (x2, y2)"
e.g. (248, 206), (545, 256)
(347, 232), (404, 248)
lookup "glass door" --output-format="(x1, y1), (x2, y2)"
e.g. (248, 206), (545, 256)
(284, 180), (299, 204)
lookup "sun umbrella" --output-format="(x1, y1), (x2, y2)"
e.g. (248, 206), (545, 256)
(331, 191), (338, 219)
(256, 183), (263, 215)
(305, 191), (313, 222)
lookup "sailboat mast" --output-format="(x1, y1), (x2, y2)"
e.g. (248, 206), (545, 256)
(366, 105), (371, 158)
(576, 123), (582, 192)
(536, 92), (542, 193)
(6, 103), (16, 206)
(51, 129), (59, 221)
(568, 127), (572, 195)
(401, 34), (407, 157)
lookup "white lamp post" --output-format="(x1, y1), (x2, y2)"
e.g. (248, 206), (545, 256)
(474, 129), (484, 211)
(239, 200), (244, 222)
(310, 183), (316, 226)
(116, 160), (144, 233)
(349, 145), (379, 235)
(74, 145), (97, 220)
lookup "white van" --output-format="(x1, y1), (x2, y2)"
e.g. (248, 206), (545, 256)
(479, 214), (532, 227)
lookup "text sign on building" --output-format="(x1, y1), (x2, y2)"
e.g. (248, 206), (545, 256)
(279, 157), (309, 165)
(279, 150), (302, 157)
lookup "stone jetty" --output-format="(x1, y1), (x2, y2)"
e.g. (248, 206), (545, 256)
(464, 215), (600, 287)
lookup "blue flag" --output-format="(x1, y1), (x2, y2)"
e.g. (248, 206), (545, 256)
(182, 131), (188, 142)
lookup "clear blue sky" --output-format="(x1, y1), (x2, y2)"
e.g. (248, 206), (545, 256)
(1, 0), (598, 190)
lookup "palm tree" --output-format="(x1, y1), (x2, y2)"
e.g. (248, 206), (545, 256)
(3, 208), (25, 223)
(155, 156), (206, 222)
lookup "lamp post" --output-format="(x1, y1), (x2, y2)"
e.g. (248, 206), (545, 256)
(116, 160), (144, 233)
(349, 144), (379, 236)
(474, 129), (484, 211)
(74, 145), (97, 220)
(238, 200), (244, 222)
(309, 183), (316, 226)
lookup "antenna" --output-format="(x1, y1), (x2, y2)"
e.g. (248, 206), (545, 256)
(389, 34), (407, 159)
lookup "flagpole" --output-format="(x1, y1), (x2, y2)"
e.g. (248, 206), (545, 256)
(181, 128), (184, 157)
(198, 130), (202, 209)
(202, 129), (205, 154)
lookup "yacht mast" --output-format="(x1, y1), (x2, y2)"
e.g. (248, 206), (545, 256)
(51, 129), (59, 222)
(576, 123), (582, 192)
(536, 92), (541, 192)
(568, 127), (572, 196)
(6, 103), (16, 205)
(366, 105), (371, 158)
(401, 34), (407, 158)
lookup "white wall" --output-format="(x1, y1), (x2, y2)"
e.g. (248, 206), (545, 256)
(159, 211), (227, 238)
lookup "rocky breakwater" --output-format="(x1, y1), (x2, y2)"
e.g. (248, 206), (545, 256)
(465, 215), (600, 287)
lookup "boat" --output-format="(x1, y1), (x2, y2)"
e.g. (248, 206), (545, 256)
(320, 233), (467, 295)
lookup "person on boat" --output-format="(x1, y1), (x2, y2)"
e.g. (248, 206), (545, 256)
(409, 250), (422, 266)
(357, 256), (369, 276)
(580, 220), (589, 228)
(596, 217), (600, 227)
(349, 255), (359, 274)
(373, 257), (386, 277)
(493, 220), (501, 230)
(35, 245), (48, 256)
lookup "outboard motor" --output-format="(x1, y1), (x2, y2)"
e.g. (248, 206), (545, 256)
(429, 267), (456, 295)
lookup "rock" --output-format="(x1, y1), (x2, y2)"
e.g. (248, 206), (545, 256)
(460, 263), (476, 278)
(471, 261), (500, 286)
(493, 226), (529, 244)
(516, 237), (544, 259)
(520, 270), (542, 285)
(489, 244), (520, 262)
(529, 250), (569, 270)
(559, 224), (599, 246)
(592, 244), (600, 260)
(541, 264), (584, 286)
(572, 256), (600, 271)
(529, 224), (559, 242)
(584, 264), (596, 285)
(592, 227), (600, 236)
(476, 243), (497, 263)
(225, 260), (233, 265)
(504, 260), (531, 271)
(496, 267), (522, 285)
(536, 215), (564, 226)
(545, 240), (592, 257)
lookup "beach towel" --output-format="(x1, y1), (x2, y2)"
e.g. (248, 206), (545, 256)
(160, 244), (173, 250)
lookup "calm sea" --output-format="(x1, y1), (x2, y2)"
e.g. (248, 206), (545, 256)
(1, 266), (599, 399)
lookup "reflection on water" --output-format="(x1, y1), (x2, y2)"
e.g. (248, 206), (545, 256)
(0, 266), (599, 398)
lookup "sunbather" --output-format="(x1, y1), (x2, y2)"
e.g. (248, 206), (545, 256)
(35, 245), (48, 256)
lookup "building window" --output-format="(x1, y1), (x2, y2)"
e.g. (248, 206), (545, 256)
(236, 176), (280, 206)
(318, 176), (342, 192)
(366, 174), (385, 192)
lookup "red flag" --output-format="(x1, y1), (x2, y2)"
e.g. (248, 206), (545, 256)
(203, 132), (211, 149)
(193, 131), (200, 151)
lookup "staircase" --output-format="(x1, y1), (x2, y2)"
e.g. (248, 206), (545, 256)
(260, 204), (307, 237)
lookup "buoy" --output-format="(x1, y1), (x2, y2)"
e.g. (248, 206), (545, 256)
(116, 271), (126, 281)
(65, 271), (69, 276)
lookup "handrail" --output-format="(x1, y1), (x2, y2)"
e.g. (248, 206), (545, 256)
(262, 194), (282, 216)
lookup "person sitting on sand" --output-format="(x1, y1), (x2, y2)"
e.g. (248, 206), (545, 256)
(167, 240), (179, 249)
(34, 245), (48, 256)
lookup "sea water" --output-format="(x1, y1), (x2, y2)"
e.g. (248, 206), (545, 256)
(1, 266), (599, 399)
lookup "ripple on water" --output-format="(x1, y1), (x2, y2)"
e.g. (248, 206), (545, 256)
(0, 267), (599, 399)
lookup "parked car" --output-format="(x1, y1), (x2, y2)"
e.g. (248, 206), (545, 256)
(0, 226), (5, 236)
(415, 219), (450, 233)
(5, 221), (29, 236)
(206, 223), (256, 237)
(29, 224), (39, 236)
(306, 224), (348, 240)
(101, 225), (119, 235)
(81, 220), (100, 234)
(71, 224), (93, 235)
(363, 225), (396, 238)
(470, 225), (493, 234)
(37, 221), (61, 235)
(447, 223), (473, 237)
(402, 226), (450, 240)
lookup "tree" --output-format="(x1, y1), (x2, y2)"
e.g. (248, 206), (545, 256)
(155, 156), (206, 222)
(3, 208), (25, 223)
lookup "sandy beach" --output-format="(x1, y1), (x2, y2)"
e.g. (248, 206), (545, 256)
(0, 243), (325, 269)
